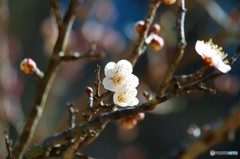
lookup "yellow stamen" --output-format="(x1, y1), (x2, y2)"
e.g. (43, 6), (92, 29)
(110, 75), (123, 86)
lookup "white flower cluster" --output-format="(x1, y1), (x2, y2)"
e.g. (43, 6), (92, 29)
(103, 60), (139, 107)
(195, 39), (231, 73)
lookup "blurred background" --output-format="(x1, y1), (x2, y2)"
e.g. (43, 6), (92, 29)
(0, 0), (240, 158)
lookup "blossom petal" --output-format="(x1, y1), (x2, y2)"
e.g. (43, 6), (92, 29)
(211, 55), (231, 73)
(116, 59), (133, 74)
(218, 64), (231, 73)
(104, 62), (116, 77)
(195, 40), (213, 58)
(128, 97), (139, 106)
(116, 74), (138, 91)
(102, 77), (117, 92)
(127, 74), (139, 87)
(213, 60), (231, 73)
(113, 89), (138, 107)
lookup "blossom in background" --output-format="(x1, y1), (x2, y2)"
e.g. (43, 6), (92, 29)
(113, 89), (139, 107)
(103, 59), (139, 107)
(195, 39), (231, 73)
(103, 60), (139, 92)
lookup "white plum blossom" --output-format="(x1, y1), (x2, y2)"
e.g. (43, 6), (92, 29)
(102, 59), (139, 107)
(195, 39), (231, 73)
(113, 89), (139, 107)
(102, 60), (139, 92)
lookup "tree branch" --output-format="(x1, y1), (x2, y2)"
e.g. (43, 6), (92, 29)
(12, 0), (80, 158)
(24, 74), (218, 158)
(156, 0), (187, 97)
(50, 0), (63, 28)
(62, 133), (87, 159)
(130, 0), (161, 66)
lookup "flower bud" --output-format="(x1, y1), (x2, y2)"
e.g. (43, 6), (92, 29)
(121, 117), (137, 129)
(85, 86), (93, 94)
(134, 113), (145, 121)
(146, 34), (164, 51)
(150, 23), (161, 34)
(20, 58), (37, 74)
(162, 0), (176, 5)
(134, 20), (146, 34)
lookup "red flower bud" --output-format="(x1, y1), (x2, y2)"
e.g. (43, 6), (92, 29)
(85, 86), (93, 94)
(146, 34), (164, 51)
(134, 113), (145, 121)
(150, 23), (161, 34)
(121, 117), (137, 129)
(135, 20), (146, 34)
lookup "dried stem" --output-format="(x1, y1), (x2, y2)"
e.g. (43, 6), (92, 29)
(130, 0), (161, 66)
(94, 65), (101, 97)
(67, 103), (78, 129)
(50, 0), (63, 27)
(4, 130), (13, 159)
(156, 0), (187, 97)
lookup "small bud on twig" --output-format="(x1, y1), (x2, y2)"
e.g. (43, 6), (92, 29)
(146, 33), (164, 51)
(150, 23), (161, 34)
(20, 58), (37, 74)
(135, 20), (146, 34)
(121, 117), (137, 129)
(20, 58), (44, 78)
(85, 86), (93, 94)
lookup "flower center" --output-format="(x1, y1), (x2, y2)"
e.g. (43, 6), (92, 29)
(117, 92), (126, 102)
(203, 56), (214, 66)
(110, 75), (123, 86)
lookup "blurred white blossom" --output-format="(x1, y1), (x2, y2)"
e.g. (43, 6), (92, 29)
(195, 39), (231, 73)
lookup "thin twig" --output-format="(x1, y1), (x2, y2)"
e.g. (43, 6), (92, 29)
(130, 0), (161, 66)
(50, 0), (63, 28)
(98, 90), (113, 100)
(94, 65), (101, 97)
(67, 103), (78, 129)
(76, 123), (107, 151)
(63, 0), (79, 24)
(156, 0), (187, 97)
(59, 51), (105, 61)
(4, 130), (13, 159)
(170, 65), (208, 85)
(229, 46), (240, 65)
